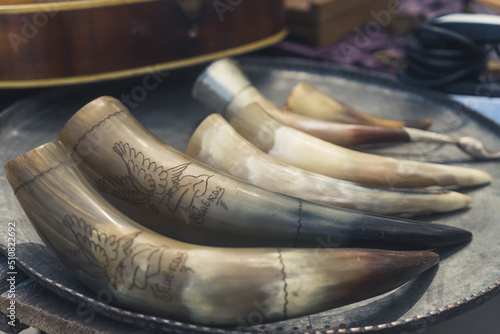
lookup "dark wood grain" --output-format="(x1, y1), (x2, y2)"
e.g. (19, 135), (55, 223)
(0, 0), (285, 84)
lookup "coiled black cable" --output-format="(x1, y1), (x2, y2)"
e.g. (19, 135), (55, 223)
(397, 20), (499, 88)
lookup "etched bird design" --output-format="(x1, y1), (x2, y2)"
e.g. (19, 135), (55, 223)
(166, 174), (212, 212)
(63, 214), (168, 290)
(97, 142), (211, 214)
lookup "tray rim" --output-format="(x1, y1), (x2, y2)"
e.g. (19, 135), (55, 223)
(1, 56), (500, 334)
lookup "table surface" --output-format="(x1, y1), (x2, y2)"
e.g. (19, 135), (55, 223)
(451, 95), (500, 124)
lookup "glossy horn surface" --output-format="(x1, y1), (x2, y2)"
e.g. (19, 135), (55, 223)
(187, 113), (472, 216)
(57, 96), (472, 250)
(279, 82), (500, 159)
(5, 141), (440, 326)
(192, 58), (491, 188)
(192, 59), (411, 147)
(270, 109), (412, 147)
(285, 81), (432, 129)
(229, 102), (491, 188)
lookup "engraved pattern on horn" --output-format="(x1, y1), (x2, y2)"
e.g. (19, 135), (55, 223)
(56, 96), (472, 250)
(4, 141), (441, 326)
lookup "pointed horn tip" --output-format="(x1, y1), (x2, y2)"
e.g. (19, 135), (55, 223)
(352, 249), (439, 291)
(417, 250), (440, 268)
(464, 194), (473, 206)
(355, 248), (440, 268)
(404, 118), (433, 130)
(456, 167), (492, 185)
(398, 222), (472, 250)
(364, 248), (439, 263)
(327, 249), (439, 311)
(471, 170), (492, 185)
(379, 249), (439, 276)
(442, 225), (473, 247)
(387, 250), (440, 277)
(447, 191), (472, 209)
(394, 250), (440, 281)
(430, 191), (471, 214)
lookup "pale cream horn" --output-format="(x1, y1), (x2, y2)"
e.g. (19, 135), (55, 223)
(186, 113), (471, 216)
(190, 59), (428, 148)
(191, 58), (491, 187)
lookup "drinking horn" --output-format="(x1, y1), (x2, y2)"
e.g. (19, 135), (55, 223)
(191, 58), (429, 148)
(191, 58), (491, 188)
(5, 141), (440, 326)
(186, 113), (472, 216)
(57, 96), (471, 250)
(286, 82), (500, 160)
(285, 81), (432, 129)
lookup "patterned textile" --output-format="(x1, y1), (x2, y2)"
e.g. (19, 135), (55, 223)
(273, 0), (465, 75)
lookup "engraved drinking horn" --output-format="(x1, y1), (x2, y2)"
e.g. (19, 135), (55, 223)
(285, 81), (432, 129)
(5, 141), (440, 326)
(57, 96), (472, 250)
(286, 82), (500, 160)
(192, 59), (491, 188)
(186, 113), (472, 216)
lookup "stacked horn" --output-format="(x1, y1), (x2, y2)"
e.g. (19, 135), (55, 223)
(5, 57), (492, 327)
